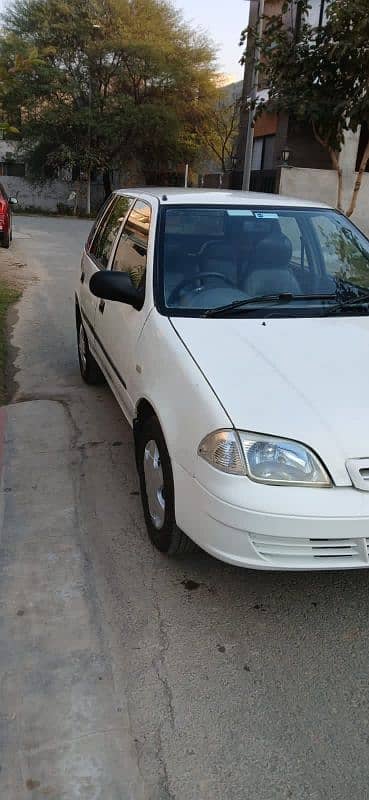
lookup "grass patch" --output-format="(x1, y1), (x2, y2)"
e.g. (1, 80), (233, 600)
(0, 280), (21, 404)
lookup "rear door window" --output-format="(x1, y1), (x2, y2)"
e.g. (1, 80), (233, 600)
(89, 195), (133, 269)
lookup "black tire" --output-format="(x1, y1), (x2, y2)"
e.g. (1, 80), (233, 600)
(2, 231), (10, 249)
(77, 317), (104, 385)
(136, 415), (196, 555)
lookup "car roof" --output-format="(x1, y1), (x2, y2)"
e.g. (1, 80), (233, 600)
(114, 187), (331, 210)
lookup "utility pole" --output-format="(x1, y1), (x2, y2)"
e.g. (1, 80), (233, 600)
(242, 0), (265, 191)
(86, 21), (102, 216)
(86, 78), (92, 216)
(318, 0), (326, 27)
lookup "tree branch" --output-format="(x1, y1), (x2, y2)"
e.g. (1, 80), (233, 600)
(311, 119), (327, 150)
(346, 133), (369, 218)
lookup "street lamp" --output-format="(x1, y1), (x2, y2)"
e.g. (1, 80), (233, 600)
(242, 0), (265, 191)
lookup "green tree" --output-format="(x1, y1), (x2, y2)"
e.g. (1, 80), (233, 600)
(196, 91), (241, 172)
(0, 0), (217, 197)
(243, 0), (369, 216)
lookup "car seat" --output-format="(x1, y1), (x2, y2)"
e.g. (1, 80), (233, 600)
(244, 234), (301, 296)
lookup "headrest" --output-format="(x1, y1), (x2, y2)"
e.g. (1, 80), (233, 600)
(240, 219), (274, 236)
(254, 234), (293, 268)
(203, 242), (233, 259)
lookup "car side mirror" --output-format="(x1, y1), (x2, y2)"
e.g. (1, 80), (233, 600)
(89, 270), (143, 310)
(9, 197), (18, 206)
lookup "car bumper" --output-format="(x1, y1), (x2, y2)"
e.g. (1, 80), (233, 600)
(173, 462), (369, 570)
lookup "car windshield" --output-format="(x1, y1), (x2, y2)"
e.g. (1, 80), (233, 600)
(158, 205), (369, 317)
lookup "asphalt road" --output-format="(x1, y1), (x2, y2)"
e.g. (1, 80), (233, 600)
(8, 214), (369, 800)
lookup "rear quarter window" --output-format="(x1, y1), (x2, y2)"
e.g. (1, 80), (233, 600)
(89, 195), (133, 269)
(86, 196), (113, 252)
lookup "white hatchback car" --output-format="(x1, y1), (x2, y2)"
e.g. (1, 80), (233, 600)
(76, 188), (369, 570)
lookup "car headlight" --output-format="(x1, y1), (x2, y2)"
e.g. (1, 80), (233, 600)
(198, 430), (332, 487)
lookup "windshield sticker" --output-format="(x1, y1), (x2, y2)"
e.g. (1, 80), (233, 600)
(227, 210), (254, 217)
(253, 212), (279, 219)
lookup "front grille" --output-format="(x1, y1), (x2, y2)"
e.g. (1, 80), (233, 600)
(250, 534), (367, 567)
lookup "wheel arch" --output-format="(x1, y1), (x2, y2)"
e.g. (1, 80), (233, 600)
(75, 293), (82, 325)
(133, 397), (168, 465)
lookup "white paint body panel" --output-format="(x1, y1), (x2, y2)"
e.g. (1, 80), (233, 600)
(77, 188), (369, 571)
(171, 316), (369, 487)
(93, 198), (159, 420)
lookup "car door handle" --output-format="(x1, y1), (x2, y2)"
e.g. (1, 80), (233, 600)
(80, 271), (85, 284)
(99, 300), (105, 314)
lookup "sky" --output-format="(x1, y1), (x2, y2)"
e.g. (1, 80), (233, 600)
(174, 0), (249, 82)
(0, 0), (249, 83)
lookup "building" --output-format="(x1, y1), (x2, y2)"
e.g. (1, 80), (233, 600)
(235, 1), (369, 234)
(236, 0), (328, 189)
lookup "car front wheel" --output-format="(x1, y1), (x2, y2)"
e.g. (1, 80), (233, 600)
(136, 415), (196, 555)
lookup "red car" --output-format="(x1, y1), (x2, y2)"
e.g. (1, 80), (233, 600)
(0, 182), (17, 248)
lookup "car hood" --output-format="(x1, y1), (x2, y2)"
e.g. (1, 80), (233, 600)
(171, 315), (369, 486)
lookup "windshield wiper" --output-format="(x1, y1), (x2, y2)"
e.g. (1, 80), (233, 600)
(204, 293), (337, 318)
(324, 291), (369, 315)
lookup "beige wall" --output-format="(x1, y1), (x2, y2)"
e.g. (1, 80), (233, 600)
(279, 128), (369, 236)
(280, 167), (369, 235)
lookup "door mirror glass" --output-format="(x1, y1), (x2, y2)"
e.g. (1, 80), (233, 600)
(9, 197), (18, 206)
(89, 270), (143, 309)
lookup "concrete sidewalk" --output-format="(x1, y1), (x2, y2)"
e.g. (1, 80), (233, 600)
(0, 400), (145, 800)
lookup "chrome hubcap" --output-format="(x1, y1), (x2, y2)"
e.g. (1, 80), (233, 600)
(144, 439), (165, 529)
(79, 324), (87, 372)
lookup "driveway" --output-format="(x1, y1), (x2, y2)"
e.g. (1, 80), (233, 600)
(3, 213), (369, 800)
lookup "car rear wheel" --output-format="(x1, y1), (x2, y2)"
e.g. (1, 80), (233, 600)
(77, 318), (104, 385)
(136, 415), (196, 555)
(2, 231), (10, 249)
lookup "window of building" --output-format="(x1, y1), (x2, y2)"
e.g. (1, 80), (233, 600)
(251, 135), (276, 171)
(251, 138), (263, 171)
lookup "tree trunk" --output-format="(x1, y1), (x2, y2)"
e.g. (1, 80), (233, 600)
(312, 121), (343, 211)
(328, 148), (343, 211)
(346, 135), (369, 218)
(103, 168), (112, 199)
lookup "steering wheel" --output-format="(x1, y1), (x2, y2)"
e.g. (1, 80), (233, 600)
(168, 271), (237, 306)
